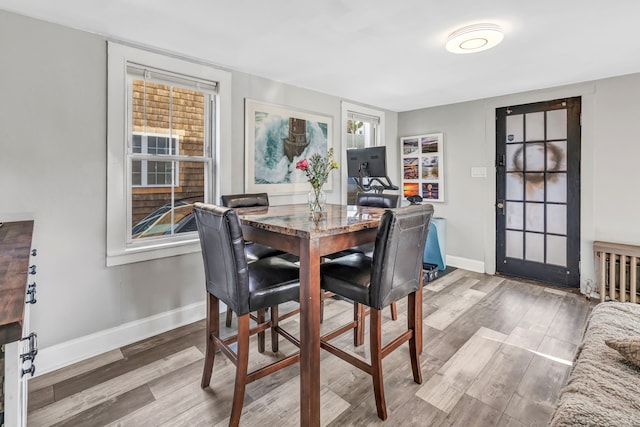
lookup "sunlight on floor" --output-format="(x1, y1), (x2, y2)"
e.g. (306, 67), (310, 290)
(482, 334), (573, 367)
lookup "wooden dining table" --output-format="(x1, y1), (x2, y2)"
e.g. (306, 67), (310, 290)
(235, 203), (424, 426)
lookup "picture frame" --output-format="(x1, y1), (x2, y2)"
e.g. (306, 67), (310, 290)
(400, 132), (444, 202)
(245, 99), (333, 195)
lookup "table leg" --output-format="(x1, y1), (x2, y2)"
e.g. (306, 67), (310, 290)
(417, 273), (423, 355)
(299, 238), (321, 426)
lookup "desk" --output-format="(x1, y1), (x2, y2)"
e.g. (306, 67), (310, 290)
(237, 203), (395, 426)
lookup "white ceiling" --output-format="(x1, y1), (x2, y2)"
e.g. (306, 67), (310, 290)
(2, 0), (640, 112)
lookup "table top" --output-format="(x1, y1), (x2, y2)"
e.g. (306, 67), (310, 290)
(236, 203), (385, 239)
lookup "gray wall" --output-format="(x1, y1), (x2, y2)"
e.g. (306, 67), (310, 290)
(0, 10), (397, 354)
(398, 74), (640, 292)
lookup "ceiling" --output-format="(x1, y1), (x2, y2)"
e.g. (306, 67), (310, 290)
(2, 0), (640, 112)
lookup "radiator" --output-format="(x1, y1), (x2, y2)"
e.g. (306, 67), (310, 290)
(594, 241), (640, 303)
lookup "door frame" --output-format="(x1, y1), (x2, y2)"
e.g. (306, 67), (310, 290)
(495, 97), (581, 287)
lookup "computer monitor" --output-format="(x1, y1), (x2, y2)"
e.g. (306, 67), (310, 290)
(346, 146), (388, 178)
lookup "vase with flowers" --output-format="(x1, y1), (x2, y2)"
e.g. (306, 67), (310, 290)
(295, 148), (339, 219)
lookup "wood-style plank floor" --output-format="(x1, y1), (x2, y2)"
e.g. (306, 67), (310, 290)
(28, 269), (594, 426)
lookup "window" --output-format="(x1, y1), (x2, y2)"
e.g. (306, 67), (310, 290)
(131, 133), (180, 187)
(341, 102), (385, 204)
(346, 111), (379, 150)
(107, 43), (231, 265)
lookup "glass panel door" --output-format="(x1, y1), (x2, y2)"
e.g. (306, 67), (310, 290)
(496, 97), (581, 287)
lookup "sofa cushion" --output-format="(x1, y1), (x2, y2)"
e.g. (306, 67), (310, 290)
(605, 336), (640, 368)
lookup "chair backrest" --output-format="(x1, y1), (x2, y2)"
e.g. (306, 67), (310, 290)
(356, 192), (400, 209)
(221, 193), (269, 208)
(369, 204), (434, 309)
(193, 203), (251, 315)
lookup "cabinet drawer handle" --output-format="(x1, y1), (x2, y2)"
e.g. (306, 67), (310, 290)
(20, 332), (38, 362)
(21, 364), (36, 378)
(26, 282), (37, 304)
(21, 332), (38, 377)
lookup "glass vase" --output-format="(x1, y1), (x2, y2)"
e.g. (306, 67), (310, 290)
(308, 186), (326, 220)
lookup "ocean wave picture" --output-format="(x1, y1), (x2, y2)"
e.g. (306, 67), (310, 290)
(253, 111), (328, 184)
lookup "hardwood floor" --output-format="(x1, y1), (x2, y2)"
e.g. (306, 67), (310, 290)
(28, 269), (595, 426)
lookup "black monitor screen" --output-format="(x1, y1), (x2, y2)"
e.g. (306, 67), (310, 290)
(346, 146), (388, 178)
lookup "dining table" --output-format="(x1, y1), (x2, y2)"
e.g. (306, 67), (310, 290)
(235, 203), (424, 426)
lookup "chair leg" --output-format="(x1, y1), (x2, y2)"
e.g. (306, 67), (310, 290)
(354, 302), (396, 348)
(201, 292), (219, 388)
(407, 292), (422, 384)
(225, 307), (233, 327)
(270, 305), (279, 353)
(257, 309), (266, 353)
(390, 301), (398, 321)
(370, 309), (387, 420)
(321, 291), (337, 324)
(354, 302), (366, 347)
(230, 314), (250, 427)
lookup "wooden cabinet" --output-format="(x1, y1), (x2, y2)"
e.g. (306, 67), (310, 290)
(1, 221), (37, 427)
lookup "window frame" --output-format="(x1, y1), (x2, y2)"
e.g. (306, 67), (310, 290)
(107, 42), (231, 266)
(340, 101), (385, 205)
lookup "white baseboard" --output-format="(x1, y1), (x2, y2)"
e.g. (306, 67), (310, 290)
(35, 300), (207, 376)
(446, 255), (485, 273)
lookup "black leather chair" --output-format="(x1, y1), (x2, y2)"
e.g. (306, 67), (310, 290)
(194, 203), (301, 427)
(220, 193), (285, 262)
(320, 204), (434, 420)
(350, 192), (400, 257)
(220, 193), (286, 327)
(320, 192), (401, 325)
(355, 192), (400, 209)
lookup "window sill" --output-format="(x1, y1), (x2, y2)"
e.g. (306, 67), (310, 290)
(106, 237), (201, 266)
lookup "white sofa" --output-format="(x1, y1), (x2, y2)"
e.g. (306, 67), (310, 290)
(550, 302), (640, 426)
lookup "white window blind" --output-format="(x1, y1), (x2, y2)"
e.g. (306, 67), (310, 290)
(126, 64), (218, 92)
(348, 111), (380, 125)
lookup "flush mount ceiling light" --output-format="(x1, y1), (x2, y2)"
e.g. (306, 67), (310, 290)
(446, 23), (504, 54)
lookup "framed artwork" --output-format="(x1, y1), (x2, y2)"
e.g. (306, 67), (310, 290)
(400, 132), (444, 202)
(245, 99), (333, 194)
